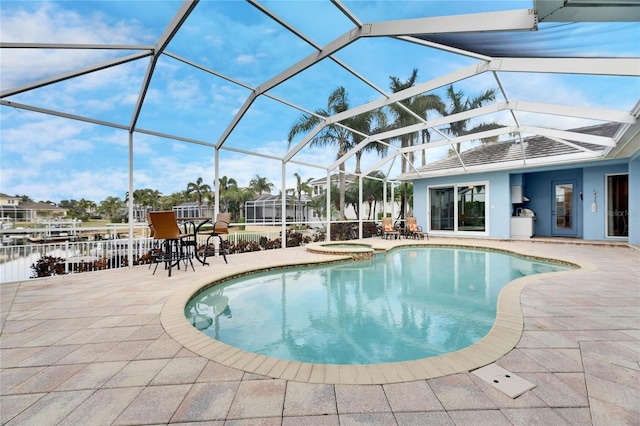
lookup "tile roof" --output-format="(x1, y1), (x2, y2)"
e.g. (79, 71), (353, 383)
(400, 123), (621, 179)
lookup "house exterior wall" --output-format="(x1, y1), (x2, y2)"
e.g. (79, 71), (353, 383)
(582, 162), (628, 241)
(629, 154), (640, 246)
(412, 171), (511, 238)
(0, 195), (21, 207)
(412, 159), (634, 242)
(524, 168), (583, 238)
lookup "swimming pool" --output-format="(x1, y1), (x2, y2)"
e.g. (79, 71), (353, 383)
(185, 246), (572, 365)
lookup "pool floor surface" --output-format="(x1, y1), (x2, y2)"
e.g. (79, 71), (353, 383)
(1, 237), (638, 425)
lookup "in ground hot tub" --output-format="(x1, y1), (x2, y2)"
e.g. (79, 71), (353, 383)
(306, 242), (375, 260)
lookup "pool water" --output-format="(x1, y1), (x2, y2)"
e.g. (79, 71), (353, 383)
(185, 247), (571, 365)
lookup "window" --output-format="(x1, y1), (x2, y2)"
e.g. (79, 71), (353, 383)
(429, 183), (487, 233)
(606, 174), (628, 238)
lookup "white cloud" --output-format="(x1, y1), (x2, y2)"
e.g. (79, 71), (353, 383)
(1, 1), (636, 206)
(237, 54), (256, 65)
(167, 78), (204, 108)
(2, 116), (88, 151)
(0, 3), (152, 90)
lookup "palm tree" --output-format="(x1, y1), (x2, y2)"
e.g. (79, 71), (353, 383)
(361, 171), (385, 220)
(160, 192), (185, 211)
(236, 187), (256, 221)
(76, 198), (93, 217)
(148, 190), (162, 211)
(99, 196), (123, 219)
(288, 86), (352, 219)
(249, 174), (274, 196)
(218, 176), (238, 212)
(307, 196), (326, 222)
(225, 185), (255, 220)
(287, 172), (313, 222)
(203, 191), (215, 217)
(314, 184), (341, 220)
(443, 84), (497, 154)
(186, 177), (212, 216)
(218, 176), (238, 213)
(387, 69), (444, 219)
(345, 182), (360, 219)
(345, 108), (388, 176)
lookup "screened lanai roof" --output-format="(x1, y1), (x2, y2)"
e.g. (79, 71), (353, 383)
(1, 0), (639, 205)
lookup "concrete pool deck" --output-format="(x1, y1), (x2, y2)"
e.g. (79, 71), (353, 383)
(1, 237), (638, 425)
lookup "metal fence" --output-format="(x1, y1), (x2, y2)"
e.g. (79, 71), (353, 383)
(0, 229), (284, 283)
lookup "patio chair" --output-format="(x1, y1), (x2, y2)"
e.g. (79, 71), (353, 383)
(406, 216), (428, 240)
(146, 212), (162, 269)
(202, 212), (230, 264)
(381, 216), (400, 239)
(148, 211), (195, 277)
(179, 219), (199, 263)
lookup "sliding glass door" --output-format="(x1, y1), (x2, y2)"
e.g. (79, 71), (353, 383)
(430, 187), (454, 231)
(458, 185), (486, 231)
(606, 174), (628, 238)
(429, 184), (486, 233)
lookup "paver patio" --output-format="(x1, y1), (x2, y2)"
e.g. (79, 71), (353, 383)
(1, 238), (638, 425)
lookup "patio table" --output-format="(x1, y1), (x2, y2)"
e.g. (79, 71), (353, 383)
(179, 217), (211, 265)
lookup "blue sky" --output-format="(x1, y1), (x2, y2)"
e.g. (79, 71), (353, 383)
(1, 0), (638, 204)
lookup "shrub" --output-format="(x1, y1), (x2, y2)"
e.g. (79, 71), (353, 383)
(31, 256), (66, 278)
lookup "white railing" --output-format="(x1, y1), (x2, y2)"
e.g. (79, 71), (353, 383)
(0, 229), (284, 283)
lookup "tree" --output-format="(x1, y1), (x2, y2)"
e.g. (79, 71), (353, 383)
(98, 196), (123, 219)
(344, 108), (388, 176)
(307, 196), (326, 222)
(225, 185), (255, 220)
(345, 182), (360, 219)
(204, 191), (215, 216)
(388, 69), (444, 171)
(76, 198), (96, 217)
(361, 171), (385, 220)
(443, 84), (497, 154)
(249, 175), (274, 196)
(387, 69), (444, 219)
(235, 187), (256, 220)
(160, 192), (185, 211)
(288, 86), (352, 219)
(59, 199), (79, 218)
(287, 172), (313, 222)
(186, 177), (212, 216)
(148, 190), (162, 211)
(313, 184), (340, 220)
(218, 176), (238, 213)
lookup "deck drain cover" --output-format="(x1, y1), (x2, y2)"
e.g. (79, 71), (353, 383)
(472, 364), (535, 398)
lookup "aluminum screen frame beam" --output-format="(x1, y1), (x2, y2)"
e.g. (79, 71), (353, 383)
(0, 51), (151, 98)
(535, 0), (640, 22)
(128, 0), (199, 131)
(217, 8), (536, 152)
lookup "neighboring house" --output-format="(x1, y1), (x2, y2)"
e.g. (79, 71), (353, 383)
(0, 194), (68, 222)
(245, 194), (311, 225)
(309, 173), (401, 221)
(398, 122), (639, 245)
(173, 201), (213, 220)
(309, 173), (357, 197)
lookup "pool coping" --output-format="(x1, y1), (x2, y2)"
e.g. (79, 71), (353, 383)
(160, 241), (594, 385)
